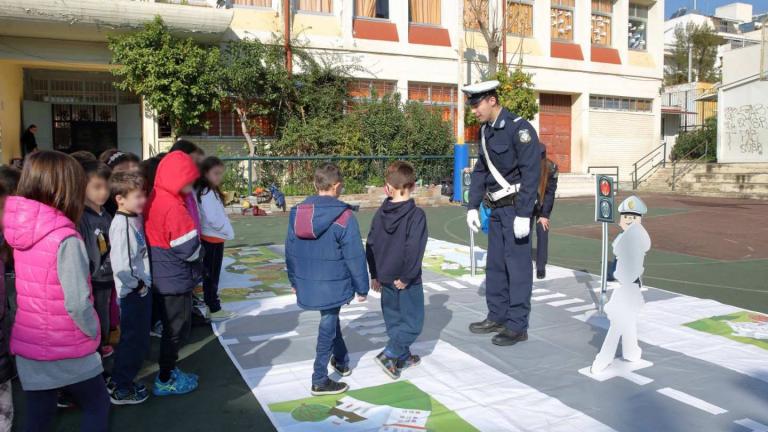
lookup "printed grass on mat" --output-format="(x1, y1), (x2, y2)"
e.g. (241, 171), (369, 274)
(218, 245), (293, 302)
(269, 381), (478, 431)
(685, 311), (768, 351)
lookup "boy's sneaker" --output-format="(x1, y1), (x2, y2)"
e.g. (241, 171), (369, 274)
(152, 370), (198, 396)
(150, 321), (163, 338)
(174, 367), (198, 383)
(330, 356), (351, 377)
(311, 379), (348, 396)
(111, 384), (150, 405)
(399, 354), (421, 370)
(105, 377), (117, 395)
(100, 345), (114, 359)
(374, 352), (401, 380)
(57, 392), (76, 409)
(209, 309), (236, 322)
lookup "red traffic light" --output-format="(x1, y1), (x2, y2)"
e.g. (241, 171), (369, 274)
(599, 179), (611, 197)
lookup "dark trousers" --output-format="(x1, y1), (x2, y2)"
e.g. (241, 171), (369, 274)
(312, 307), (348, 386)
(24, 374), (109, 432)
(158, 292), (192, 378)
(381, 284), (424, 360)
(112, 289), (152, 392)
(202, 240), (224, 313)
(486, 206), (533, 332)
(91, 282), (113, 346)
(533, 221), (549, 272)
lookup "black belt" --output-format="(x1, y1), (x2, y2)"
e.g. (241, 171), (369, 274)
(483, 192), (517, 209)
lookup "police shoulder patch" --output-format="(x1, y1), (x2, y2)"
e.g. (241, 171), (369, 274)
(518, 129), (532, 144)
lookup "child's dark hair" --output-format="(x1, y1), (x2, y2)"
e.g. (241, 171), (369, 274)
(0, 165), (21, 194)
(170, 140), (204, 157)
(17, 151), (86, 223)
(195, 156), (225, 203)
(314, 163), (343, 191)
(110, 171), (146, 199)
(101, 150), (140, 170)
(140, 153), (166, 193)
(70, 151), (97, 164)
(385, 161), (416, 190)
(81, 160), (111, 181)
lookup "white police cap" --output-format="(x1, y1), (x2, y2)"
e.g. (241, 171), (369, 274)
(618, 195), (648, 216)
(463, 80), (500, 105)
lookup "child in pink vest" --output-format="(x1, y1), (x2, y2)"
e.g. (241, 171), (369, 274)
(3, 151), (109, 431)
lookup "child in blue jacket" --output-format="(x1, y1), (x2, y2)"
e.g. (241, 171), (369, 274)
(285, 163), (369, 396)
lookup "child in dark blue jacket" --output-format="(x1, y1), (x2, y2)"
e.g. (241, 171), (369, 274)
(366, 161), (428, 380)
(285, 163), (369, 396)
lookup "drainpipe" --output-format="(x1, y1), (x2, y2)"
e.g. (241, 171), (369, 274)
(502, 0), (507, 68)
(284, 0), (292, 74)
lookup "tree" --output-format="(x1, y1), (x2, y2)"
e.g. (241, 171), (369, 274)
(495, 65), (538, 120)
(464, 0), (529, 76)
(665, 23), (722, 85)
(108, 16), (223, 137)
(220, 39), (290, 156)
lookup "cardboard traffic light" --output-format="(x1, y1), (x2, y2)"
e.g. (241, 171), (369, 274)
(595, 175), (615, 223)
(462, 168), (472, 205)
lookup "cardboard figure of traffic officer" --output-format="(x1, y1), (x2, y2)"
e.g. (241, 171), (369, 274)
(533, 144), (558, 280)
(464, 80), (541, 346)
(607, 195), (648, 282)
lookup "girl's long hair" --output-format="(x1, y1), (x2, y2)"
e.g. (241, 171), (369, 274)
(195, 156), (225, 204)
(17, 151), (86, 223)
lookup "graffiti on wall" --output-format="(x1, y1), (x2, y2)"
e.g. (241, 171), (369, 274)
(723, 104), (768, 157)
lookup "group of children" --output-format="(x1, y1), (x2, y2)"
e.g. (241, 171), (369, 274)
(286, 161), (428, 395)
(0, 139), (236, 431)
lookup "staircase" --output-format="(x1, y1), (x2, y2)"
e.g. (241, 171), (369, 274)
(555, 173), (595, 198)
(639, 163), (768, 199)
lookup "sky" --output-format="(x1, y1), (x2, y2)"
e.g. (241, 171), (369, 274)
(665, 0), (768, 18)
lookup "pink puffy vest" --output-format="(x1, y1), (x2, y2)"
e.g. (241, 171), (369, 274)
(3, 197), (100, 361)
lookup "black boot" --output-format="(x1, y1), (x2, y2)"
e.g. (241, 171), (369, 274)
(469, 319), (504, 334)
(492, 328), (528, 346)
(311, 379), (349, 396)
(536, 269), (546, 279)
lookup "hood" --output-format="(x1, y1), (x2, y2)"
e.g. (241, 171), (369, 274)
(379, 198), (416, 234)
(154, 151), (200, 196)
(2, 196), (76, 251)
(292, 195), (351, 240)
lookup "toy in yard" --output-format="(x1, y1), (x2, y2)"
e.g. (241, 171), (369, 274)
(251, 184), (287, 212)
(269, 183), (286, 212)
(591, 196), (651, 374)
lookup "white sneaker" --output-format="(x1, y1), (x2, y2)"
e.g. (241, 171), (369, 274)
(209, 309), (236, 322)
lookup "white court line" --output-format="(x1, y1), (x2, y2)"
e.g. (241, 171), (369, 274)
(657, 387), (727, 415)
(247, 331), (299, 343)
(532, 288), (550, 294)
(532, 293), (567, 301)
(368, 290), (381, 298)
(341, 306), (368, 314)
(347, 319), (385, 328)
(369, 336), (388, 343)
(735, 418), (768, 432)
(221, 338), (239, 345)
(548, 298), (584, 307)
(424, 282), (448, 292)
(444, 280), (467, 289)
(339, 313), (366, 321)
(357, 327), (387, 335)
(567, 304), (597, 313)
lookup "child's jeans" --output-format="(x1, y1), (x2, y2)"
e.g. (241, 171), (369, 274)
(24, 374), (109, 432)
(312, 307), (348, 386)
(201, 240), (224, 313)
(91, 281), (113, 347)
(381, 283), (425, 361)
(112, 288), (152, 393)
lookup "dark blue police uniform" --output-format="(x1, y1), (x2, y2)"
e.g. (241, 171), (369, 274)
(534, 158), (558, 277)
(469, 108), (541, 334)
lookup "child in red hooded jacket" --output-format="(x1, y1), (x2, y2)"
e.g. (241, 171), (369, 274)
(144, 151), (202, 396)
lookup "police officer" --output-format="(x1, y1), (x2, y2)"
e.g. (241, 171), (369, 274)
(464, 80), (541, 346)
(533, 144), (559, 280)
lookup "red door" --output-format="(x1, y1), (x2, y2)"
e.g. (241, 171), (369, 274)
(538, 94), (572, 173)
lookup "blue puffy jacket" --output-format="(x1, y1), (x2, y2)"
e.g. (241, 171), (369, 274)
(285, 195), (369, 311)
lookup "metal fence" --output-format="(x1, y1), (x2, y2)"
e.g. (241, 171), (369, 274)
(220, 155), (454, 197)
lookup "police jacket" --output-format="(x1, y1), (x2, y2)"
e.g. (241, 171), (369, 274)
(536, 159), (558, 218)
(469, 108), (542, 217)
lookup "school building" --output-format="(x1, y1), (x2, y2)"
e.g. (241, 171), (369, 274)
(0, 0), (664, 179)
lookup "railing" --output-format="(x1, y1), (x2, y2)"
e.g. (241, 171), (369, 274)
(632, 141), (667, 190)
(220, 155), (454, 197)
(670, 144), (709, 192)
(587, 166), (620, 194)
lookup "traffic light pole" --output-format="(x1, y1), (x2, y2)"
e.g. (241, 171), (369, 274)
(599, 221), (609, 315)
(469, 228), (476, 277)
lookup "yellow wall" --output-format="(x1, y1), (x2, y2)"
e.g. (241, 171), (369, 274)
(230, 8), (281, 33)
(628, 51), (655, 68)
(293, 13), (342, 37)
(0, 62), (23, 163)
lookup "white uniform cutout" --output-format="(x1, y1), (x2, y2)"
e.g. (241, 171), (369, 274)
(591, 222), (652, 374)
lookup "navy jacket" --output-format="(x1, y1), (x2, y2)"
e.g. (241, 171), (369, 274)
(78, 206), (114, 284)
(469, 108), (542, 217)
(366, 198), (428, 286)
(285, 195), (369, 311)
(538, 159), (559, 218)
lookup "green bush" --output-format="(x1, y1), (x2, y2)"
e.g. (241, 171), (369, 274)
(671, 116), (717, 162)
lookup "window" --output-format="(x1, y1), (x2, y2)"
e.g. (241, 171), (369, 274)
(551, 0), (574, 41)
(409, 82), (459, 135)
(590, 95), (652, 112)
(464, 0), (487, 31)
(591, 0), (612, 46)
(628, 3), (648, 50)
(231, 0), (272, 7)
(410, 0), (441, 26)
(348, 79), (397, 100)
(295, 0), (332, 14)
(355, 0), (389, 19)
(193, 101), (275, 138)
(508, 1), (534, 37)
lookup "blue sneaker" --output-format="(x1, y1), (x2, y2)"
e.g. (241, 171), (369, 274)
(174, 368), (198, 383)
(152, 370), (198, 396)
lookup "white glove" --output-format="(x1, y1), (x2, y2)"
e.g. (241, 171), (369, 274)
(513, 216), (531, 239)
(466, 209), (481, 234)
